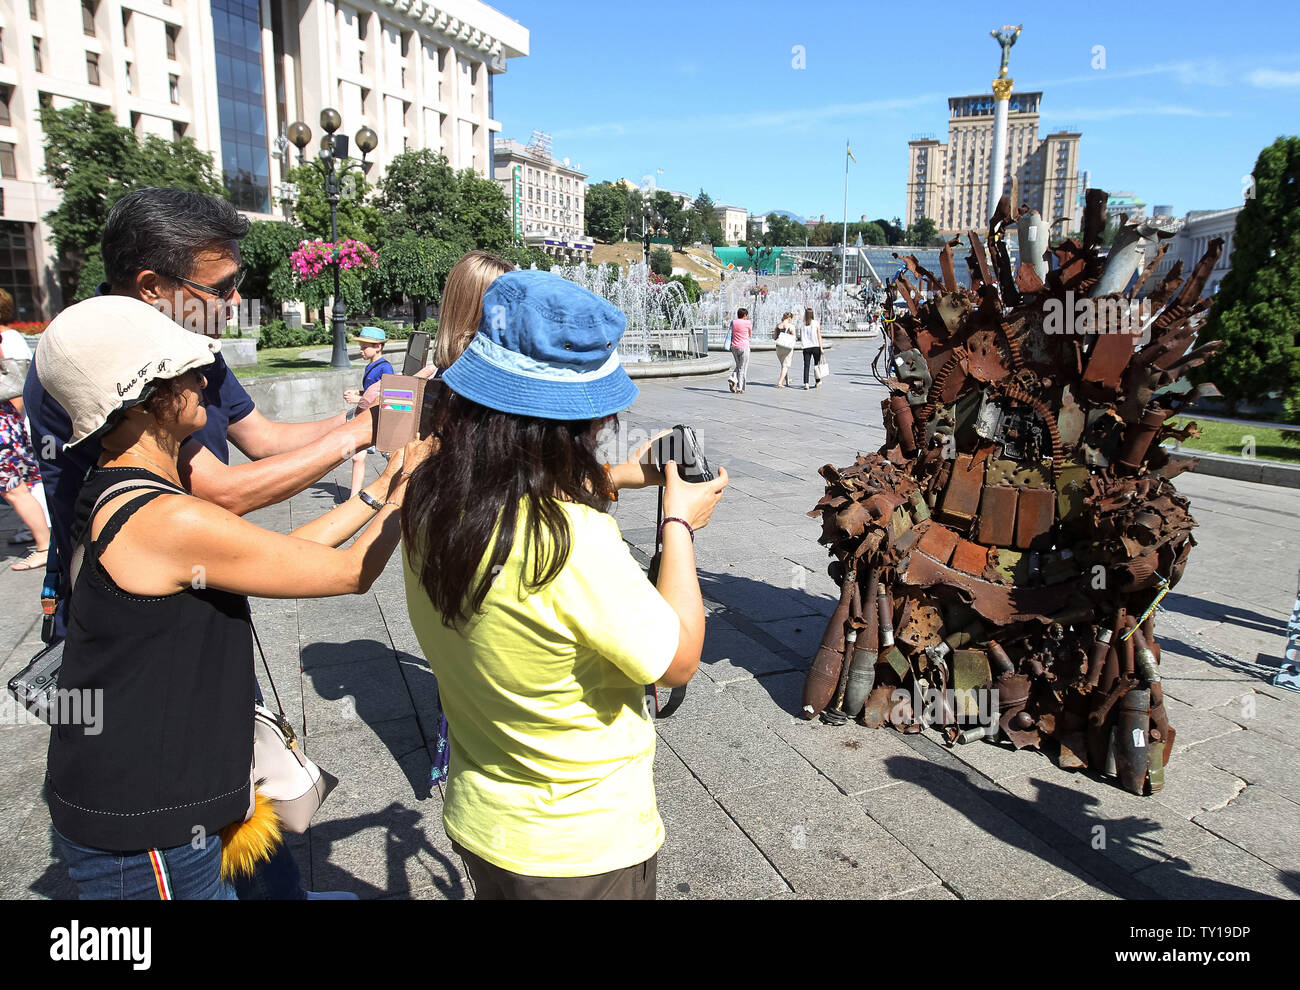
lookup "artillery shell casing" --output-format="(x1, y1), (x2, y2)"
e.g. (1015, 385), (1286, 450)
(909, 491), (930, 521)
(957, 726), (990, 744)
(987, 641), (1015, 675)
(1118, 406), (1172, 472)
(877, 586), (895, 648)
(1085, 627), (1113, 687)
(801, 577), (855, 719)
(1114, 688), (1151, 795)
(1103, 725), (1119, 778)
(889, 395), (919, 455)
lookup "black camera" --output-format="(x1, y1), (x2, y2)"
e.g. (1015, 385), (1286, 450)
(651, 425), (714, 483)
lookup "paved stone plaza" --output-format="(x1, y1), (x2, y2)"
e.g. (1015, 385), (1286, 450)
(1, 337), (1297, 900)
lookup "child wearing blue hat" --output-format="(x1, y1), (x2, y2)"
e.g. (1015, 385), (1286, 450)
(401, 270), (729, 899)
(344, 326), (394, 498)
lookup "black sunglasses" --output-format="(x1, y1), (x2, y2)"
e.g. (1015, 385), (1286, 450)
(165, 268), (246, 301)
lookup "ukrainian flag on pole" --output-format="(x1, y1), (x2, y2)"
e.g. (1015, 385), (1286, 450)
(846, 141), (856, 164)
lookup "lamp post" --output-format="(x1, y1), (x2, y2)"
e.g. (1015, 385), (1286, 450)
(287, 108), (378, 370)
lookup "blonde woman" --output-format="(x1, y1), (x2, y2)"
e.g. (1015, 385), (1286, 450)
(773, 312), (796, 388)
(433, 250), (516, 372)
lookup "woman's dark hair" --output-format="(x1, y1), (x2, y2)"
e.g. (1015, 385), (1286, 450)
(102, 371), (202, 439)
(402, 388), (611, 630)
(102, 188), (250, 291)
(804, 307), (815, 323)
(737, 308), (748, 319)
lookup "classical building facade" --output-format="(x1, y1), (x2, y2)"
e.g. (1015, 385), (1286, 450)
(493, 136), (591, 263)
(1150, 205), (1242, 297)
(714, 204), (746, 245)
(906, 91), (1081, 237)
(0, 0), (527, 317)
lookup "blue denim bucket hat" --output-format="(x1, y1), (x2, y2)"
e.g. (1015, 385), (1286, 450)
(442, 269), (638, 421)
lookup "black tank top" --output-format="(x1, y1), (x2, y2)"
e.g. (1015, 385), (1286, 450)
(47, 466), (254, 852)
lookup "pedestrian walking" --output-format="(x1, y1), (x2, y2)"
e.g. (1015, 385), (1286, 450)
(727, 307), (752, 394)
(773, 312), (796, 387)
(800, 307), (824, 390)
(402, 270), (728, 899)
(343, 326), (395, 499)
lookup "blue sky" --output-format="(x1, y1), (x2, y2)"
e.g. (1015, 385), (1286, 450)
(489, 0), (1299, 223)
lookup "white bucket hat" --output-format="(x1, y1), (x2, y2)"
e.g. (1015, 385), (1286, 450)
(36, 295), (220, 448)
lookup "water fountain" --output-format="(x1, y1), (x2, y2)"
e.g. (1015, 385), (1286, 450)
(556, 261), (704, 363)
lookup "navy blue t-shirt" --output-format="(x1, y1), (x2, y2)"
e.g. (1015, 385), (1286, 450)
(24, 348), (255, 637)
(362, 357), (394, 392)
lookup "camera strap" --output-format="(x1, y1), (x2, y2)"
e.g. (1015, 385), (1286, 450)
(645, 485), (687, 719)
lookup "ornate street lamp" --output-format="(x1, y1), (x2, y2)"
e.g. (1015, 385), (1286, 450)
(287, 109), (377, 369)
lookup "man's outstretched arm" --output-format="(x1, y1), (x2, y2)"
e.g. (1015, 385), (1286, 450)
(180, 412), (376, 516)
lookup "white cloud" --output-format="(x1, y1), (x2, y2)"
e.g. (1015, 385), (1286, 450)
(1247, 68), (1300, 88)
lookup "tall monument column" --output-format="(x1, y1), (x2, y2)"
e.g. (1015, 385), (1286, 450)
(988, 25), (1022, 221)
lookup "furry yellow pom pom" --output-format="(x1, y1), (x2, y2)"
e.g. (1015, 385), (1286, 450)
(220, 793), (283, 880)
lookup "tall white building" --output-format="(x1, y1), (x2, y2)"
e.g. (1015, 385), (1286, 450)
(1150, 206), (1241, 297)
(493, 136), (590, 263)
(906, 91), (1081, 236)
(0, 0), (528, 318)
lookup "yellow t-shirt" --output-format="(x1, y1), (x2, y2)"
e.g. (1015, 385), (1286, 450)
(402, 500), (679, 877)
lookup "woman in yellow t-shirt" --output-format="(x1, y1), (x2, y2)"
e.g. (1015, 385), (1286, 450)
(401, 270), (728, 899)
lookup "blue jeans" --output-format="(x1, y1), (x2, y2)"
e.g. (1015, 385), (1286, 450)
(55, 829), (238, 900)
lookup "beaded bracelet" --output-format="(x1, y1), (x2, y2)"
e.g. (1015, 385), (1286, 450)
(658, 516), (694, 542)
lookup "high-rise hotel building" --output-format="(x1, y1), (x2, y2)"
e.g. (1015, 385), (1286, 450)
(906, 91), (1081, 237)
(0, 0), (527, 318)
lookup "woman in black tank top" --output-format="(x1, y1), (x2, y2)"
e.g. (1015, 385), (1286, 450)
(40, 345), (432, 900)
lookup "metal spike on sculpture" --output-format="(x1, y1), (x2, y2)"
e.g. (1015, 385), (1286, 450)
(802, 187), (1224, 796)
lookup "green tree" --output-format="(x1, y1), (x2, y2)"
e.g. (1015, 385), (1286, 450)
(762, 213), (806, 246)
(649, 247), (673, 277)
(904, 217), (939, 246)
(286, 162), (382, 246)
(690, 191), (726, 248)
(871, 217), (906, 246)
(375, 149), (463, 244)
(1196, 136), (1300, 418)
(374, 149), (509, 251)
(239, 220), (302, 312)
(585, 182), (630, 243)
(40, 102), (224, 297)
(668, 273), (701, 303)
(368, 232), (460, 320)
(455, 168), (512, 251)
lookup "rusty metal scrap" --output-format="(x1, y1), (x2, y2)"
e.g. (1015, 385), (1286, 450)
(803, 191), (1224, 796)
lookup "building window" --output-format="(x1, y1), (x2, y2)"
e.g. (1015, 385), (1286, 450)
(173, 121), (187, 142)
(86, 52), (100, 86)
(33, 38), (43, 73)
(0, 32), (5, 65)
(166, 25), (178, 60)
(124, 62), (133, 94)
(169, 74), (180, 103)
(83, 0), (97, 36)
(213, 0), (270, 212)
(0, 143), (17, 179)
(0, 87), (10, 126)
(29, 0), (40, 20)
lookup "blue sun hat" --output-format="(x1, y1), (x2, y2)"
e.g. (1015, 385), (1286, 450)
(357, 325), (386, 342)
(442, 269), (638, 420)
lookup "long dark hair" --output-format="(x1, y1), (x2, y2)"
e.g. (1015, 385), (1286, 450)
(402, 388), (612, 630)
